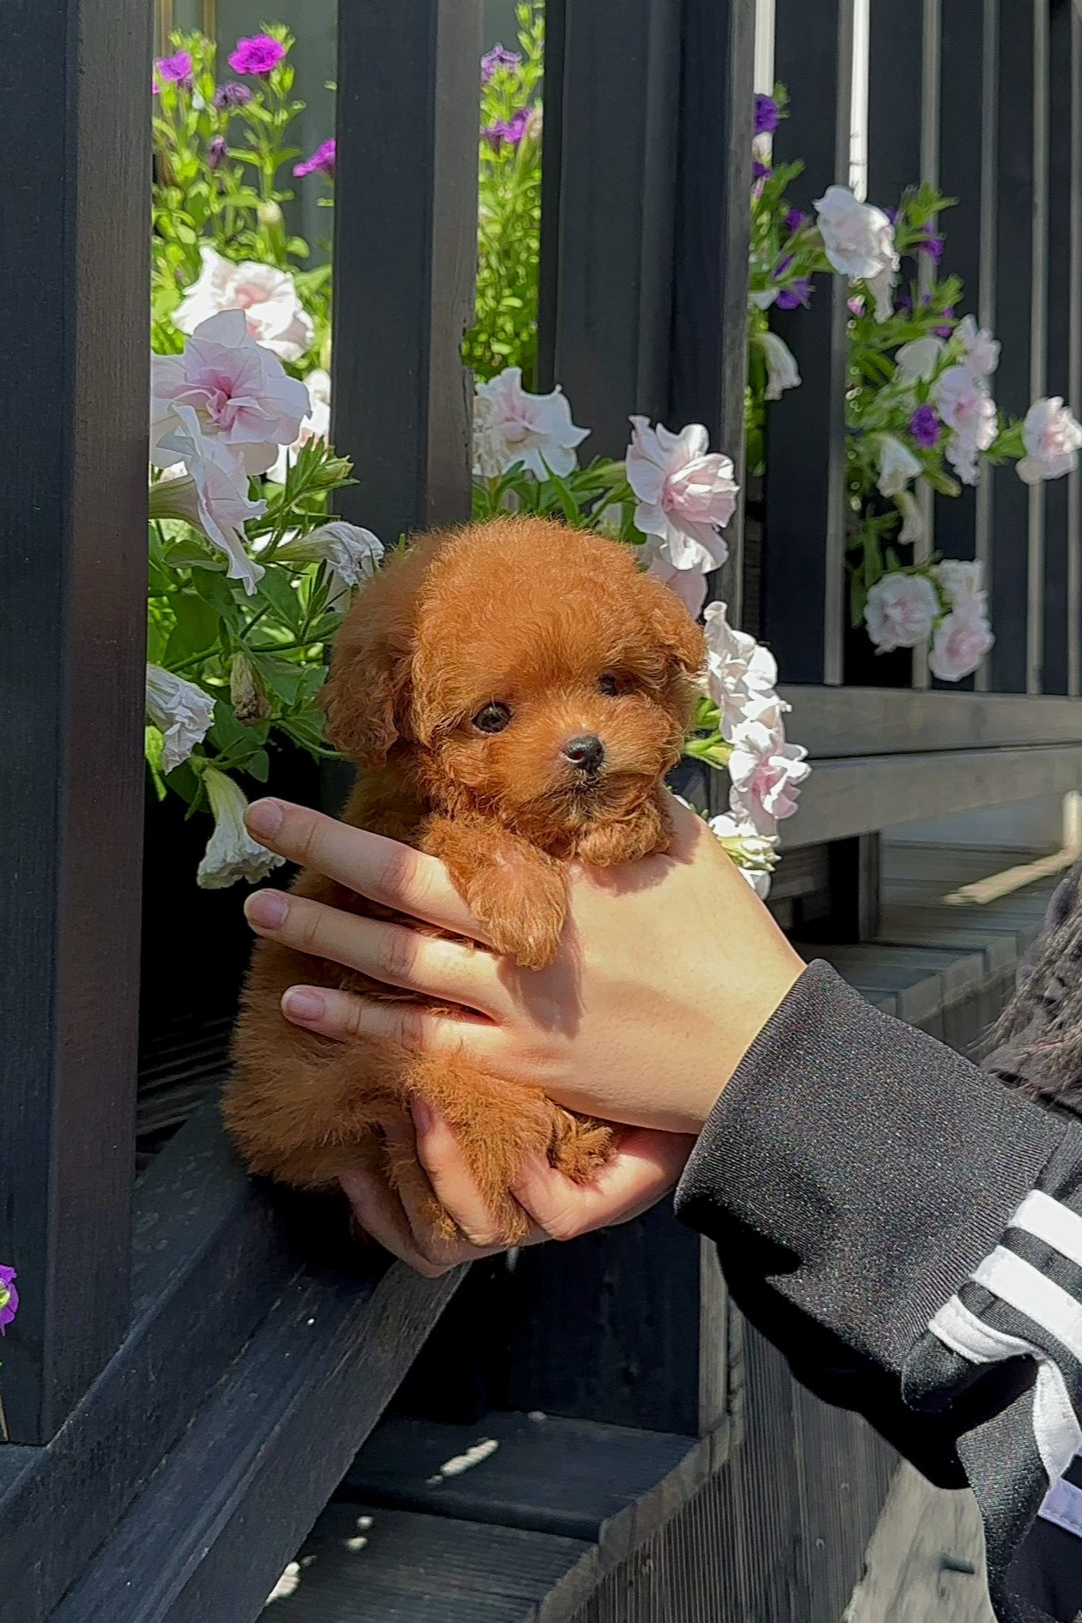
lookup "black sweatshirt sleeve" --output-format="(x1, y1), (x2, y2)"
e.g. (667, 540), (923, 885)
(674, 961), (1082, 1623)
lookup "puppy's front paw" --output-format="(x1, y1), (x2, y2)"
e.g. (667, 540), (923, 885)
(466, 858), (567, 970)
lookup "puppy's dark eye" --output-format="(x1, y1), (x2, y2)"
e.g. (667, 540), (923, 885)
(473, 702), (512, 735)
(599, 674), (619, 696)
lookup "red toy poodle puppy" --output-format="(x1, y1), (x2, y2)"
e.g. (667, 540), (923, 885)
(225, 515), (705, 1242)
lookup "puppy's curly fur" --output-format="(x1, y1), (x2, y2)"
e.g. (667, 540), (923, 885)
(224, 516), (705, 1243)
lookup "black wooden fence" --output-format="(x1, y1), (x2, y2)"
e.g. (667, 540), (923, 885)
(1, 0), (1080, 1618)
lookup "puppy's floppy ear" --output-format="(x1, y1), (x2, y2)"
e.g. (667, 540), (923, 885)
(640, 572), (707, 677)
(320, 544), (429, 766)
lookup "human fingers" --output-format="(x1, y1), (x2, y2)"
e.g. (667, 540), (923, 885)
(244, 799), (490, 943)
(245, 888), (510, 1018)
(511, 1129), (695, 1241)
(337, 1166), (465, 1279)
(278, 983), (508, 1067)
(408, 1103), (546, 1250)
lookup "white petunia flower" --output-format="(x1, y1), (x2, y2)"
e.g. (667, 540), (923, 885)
(152, 405), (267, 594)
(280, 521), (384, 609)
(271, 368), (332, 483)
(955, 315), (1000, 378)
(151, 310), (311, 477)
(754, 330), (802, 401)
(1017, 397), (1082, 484)
(472, 367), (589, 480)
(145, 665), (215, 773)
(626, 417), (736, 572)
(896, 490), (925, 547)
(703, 602), (781, 737)
(727, 709), (811, 834)
(814, 185), (898, 321)
(895, 336), (945, 384)
(928, 611), (994, 682)
(876, 434), (922, 498)
(863, 572), (941, 652)
(197, 768), (286, 889)
(174, 245), (314, 362)
(934, 365), (998, 486)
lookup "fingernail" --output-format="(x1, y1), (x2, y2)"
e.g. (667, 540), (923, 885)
(410, 1099), (434, 1136)
(246, 799), (284, 840)
(246, 890), (288, 929)
(283, 987), (325, 1022)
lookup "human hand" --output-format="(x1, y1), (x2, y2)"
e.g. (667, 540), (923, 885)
(243, 794), (805, 1136)
(342, 1102), (695, 1277)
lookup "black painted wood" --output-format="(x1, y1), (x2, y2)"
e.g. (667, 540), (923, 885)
(332, 0), (481, 540)
(537, 0), (681, 456)
(766, 0), (854, 686)
(669, 0), (754, 626)
(0, 1102), (460, 1622)
(0, 0), (151, 1442)
(934, 0), (997, 639)
(989, 0), (1039, 693)
(52, 1266), (462, 1623)
(784, 742), (1082, 847)
(342, 1413), (715, 1547)
(257, 1503), (595, 1623)
(1043, 0), (1077, 695)
(779, 684), (1082, 756)
(1070, 2), (1082, 698)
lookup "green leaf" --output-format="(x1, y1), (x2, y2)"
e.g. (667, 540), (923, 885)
(164, 592), (222, 666)
(255, 567), (304, 632)
(247, 749), (271, 784)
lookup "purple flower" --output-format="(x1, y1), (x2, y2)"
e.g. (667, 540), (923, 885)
(784, 208), (807, 235)
(771, 254), (794, 281)
(481, 43), (522, 82)
(214, 82), (252, 109)
(753, 159), (772, 181)
(483, 107), (532, 149)
(294, 137), (336, 180)
(228, 35), (287, 77)
(777, 277), (813, 310)
(910, 405), (941, 448)
(884, 206), (898, 226)
(0, 1267), (18, 1337)
(207, 135), (228, 172)
(917, 229), (944, 261)
(935, 304), (955, 338)
(896, 290), (915, 316)
(156, 50), (193, 86)
(754, 94), (780, 136)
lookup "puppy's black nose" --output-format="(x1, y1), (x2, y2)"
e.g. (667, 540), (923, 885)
(563, 734), (605, 775)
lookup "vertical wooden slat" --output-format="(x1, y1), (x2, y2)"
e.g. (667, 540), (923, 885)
(331, 0), (482, 538)
(1070, 3), (1082, 697)
(1026, 0), (1049, 695)
(937, 0), (998, 693)
(866, 0), (941, 690)
(767, 0), (855, 685)
(987, 0), (1038, 693)
(668, 0), (754, 627)
(1043, 0), (1072, 695)
(537, 0), (681, 457)
(0, 0), (150, 1441)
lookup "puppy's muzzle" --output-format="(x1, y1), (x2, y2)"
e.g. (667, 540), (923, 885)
(562, 733), (605, 778)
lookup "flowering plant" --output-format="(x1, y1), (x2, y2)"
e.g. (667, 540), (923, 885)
(463, 6), (546, 384)
(146, 18), (805, 896)
(748, 89), (1082, 681)
(151, 27), (331, 367)
(0, 1264), (18, 1441)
